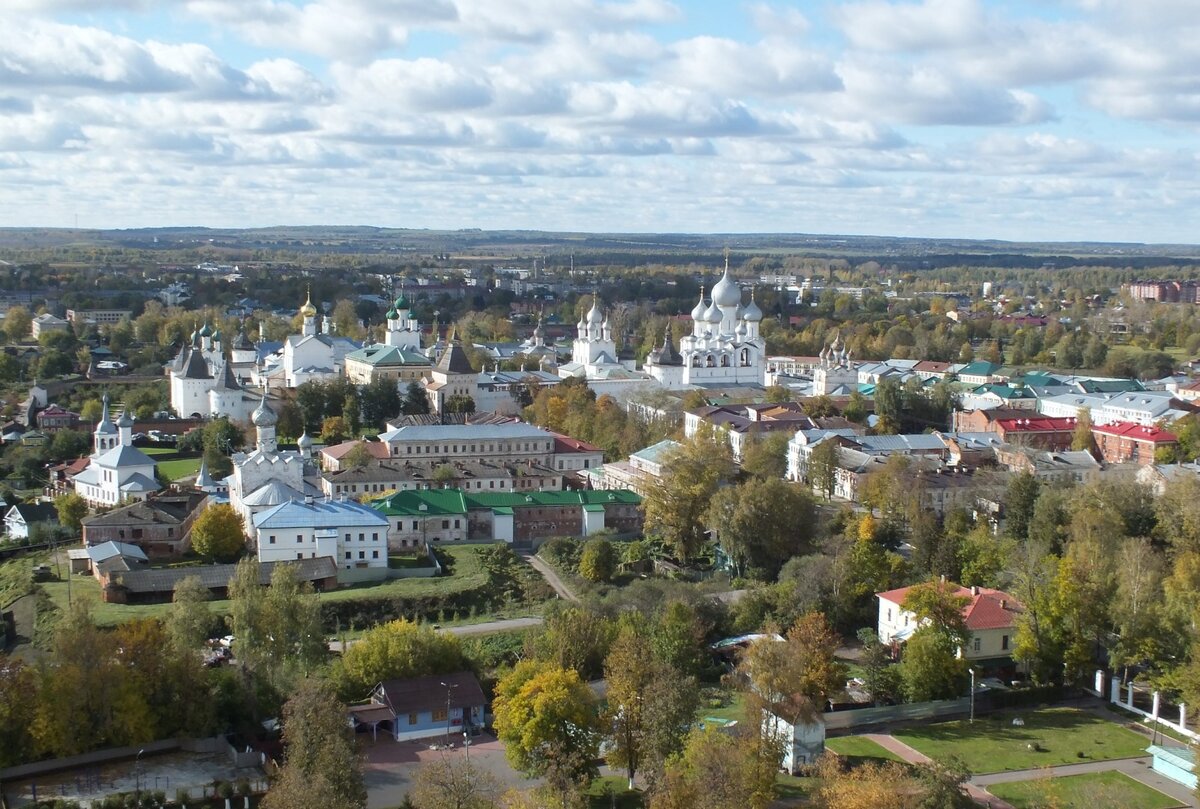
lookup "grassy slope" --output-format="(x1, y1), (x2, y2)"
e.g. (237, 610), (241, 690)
(825, 735), (904, 762)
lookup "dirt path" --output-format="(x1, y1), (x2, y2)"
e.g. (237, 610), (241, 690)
(521, 552), (580, 603)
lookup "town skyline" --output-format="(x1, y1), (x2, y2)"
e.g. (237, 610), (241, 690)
(4, 0), (1200, 243)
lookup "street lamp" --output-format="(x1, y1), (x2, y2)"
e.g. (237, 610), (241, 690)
(969, 669), (977, 723)
(440, 681), (458, 747)
(135, 748), (145, 802)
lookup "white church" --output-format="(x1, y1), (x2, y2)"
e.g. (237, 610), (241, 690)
(225, 393), (322, 533)
(643, 260), (766, 389)
(257, 290), (361, 389)
(167, 323), (258, 421)
(72, 395), (162, 507)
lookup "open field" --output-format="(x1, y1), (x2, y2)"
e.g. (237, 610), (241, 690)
(825, 735), (904, 762)
(987, 770), (1182, 809)
(894, 708), (1151, 773)
(319, 544), (489, 602)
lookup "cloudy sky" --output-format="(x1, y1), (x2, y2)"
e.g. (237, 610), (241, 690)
(2, 0), (1199, 242)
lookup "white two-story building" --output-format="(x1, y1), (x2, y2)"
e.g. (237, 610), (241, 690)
(253, 498), (390, 584)
(877, 581), (1022, 672)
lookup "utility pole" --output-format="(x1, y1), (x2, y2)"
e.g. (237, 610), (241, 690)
(969, 668), (977, 723)
(440, 681), (458, 747)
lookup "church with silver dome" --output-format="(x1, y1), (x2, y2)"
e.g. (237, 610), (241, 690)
(643, 257), (766, 389)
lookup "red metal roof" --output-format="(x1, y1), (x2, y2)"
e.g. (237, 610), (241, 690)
(1091, 421), (1177, 442)
(996, 417), (1078, 432)
(877, 583), (1022, 632)
(552, 433), (602, 453)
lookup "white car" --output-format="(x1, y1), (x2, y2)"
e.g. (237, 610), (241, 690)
(96, 360), (128, 371)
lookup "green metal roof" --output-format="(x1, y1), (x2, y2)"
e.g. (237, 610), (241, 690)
(345, 344), (431, 368)
(490, 507), (514, 515)
(370, 488), (641, 517)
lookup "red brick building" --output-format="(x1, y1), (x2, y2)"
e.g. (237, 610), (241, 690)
(992, 416), (1079, 451)
(1091, 422), (1178, 466)
(81, 492), (207, 558)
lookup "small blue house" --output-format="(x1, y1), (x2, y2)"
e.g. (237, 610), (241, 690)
(1147, 744), (1197, 790)
(351, 671), (486, 743)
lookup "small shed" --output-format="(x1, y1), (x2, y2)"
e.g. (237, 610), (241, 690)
(1147, 744), (1196, 790)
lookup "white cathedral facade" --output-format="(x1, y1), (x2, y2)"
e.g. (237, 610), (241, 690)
(257, 291), (361, 389)
(225, 393), (321, 533)
(72, 395), (161, 507)
(168, 324), (258, 421)
(644, 261), (766, 389)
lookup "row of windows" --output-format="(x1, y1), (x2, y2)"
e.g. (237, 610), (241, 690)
(344, 550), (380, 560)
(266, 532), (381, 544)
(396, 441), (552, 456)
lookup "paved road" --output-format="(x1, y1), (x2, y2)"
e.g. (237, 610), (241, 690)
(861, 733), (1198, 808)
(521, 551), (580, 603)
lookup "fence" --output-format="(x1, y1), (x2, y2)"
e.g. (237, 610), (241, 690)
(1108, 675), (1198, 742)
(823, 696), (972, 731)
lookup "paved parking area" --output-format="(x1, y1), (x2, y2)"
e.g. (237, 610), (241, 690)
(361, 732), (537, 809)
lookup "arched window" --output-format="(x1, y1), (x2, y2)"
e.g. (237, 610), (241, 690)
(740, 348), (750, 366)
(690, 354), (701, 367)
(720, 354), (730, 367)
(706, 354), (716, 367)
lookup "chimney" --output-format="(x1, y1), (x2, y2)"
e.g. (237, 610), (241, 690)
(1000, 599), (1007, 609)
(305, 494), (314, 505)
(971, 585), (980, 596)
(939, 574), (946, 584)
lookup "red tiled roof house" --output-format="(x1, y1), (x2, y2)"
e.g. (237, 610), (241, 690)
(876, 581), (1023, 668)
(1091, 422), (1178, 466)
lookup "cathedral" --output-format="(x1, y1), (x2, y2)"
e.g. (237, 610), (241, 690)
(72, 394), (161, 507)
(225, 393), (322, 532)
(811, 334), (858, 395)
(644, 259), (765, 389)
(168, 324), (258, 421)
(257, 290), (361, 389)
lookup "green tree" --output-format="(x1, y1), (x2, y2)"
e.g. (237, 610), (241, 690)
(446, 394), (476, 414)
(262, 679), (367, 809)
(652, 727), (781, 809)
(527, 604), (617, 680)
(764, 384), (791, 404)
(320, 416), (350, 445)
(190, 503), (246, 561)
(335, 619), (464, 698)
(54, 491), (88, 532)
(740, 612), (846, 725)
(343, 442), (375, 470)
(578, 538), (618, 583)
(899, 626), (968, 702)
(48, 429), (89, 462)
(359, 377), (402, 430)
(165, 574), (215, 653)
(0, 660), (37, 767)
(740, 431), (790, 481)
(603, 626), (699, 789)
(643, 427), (734, 562)
(492, 661), (601, 788)
(1004, 472), (1041, 542)
(5, 305), (32, 339)
(1072, 408), (1095, 453)
(807, 437), (840, 501)
(229, 558), (325, 694)
(403, 380), (431, 415)
(843, 390), (869, 424)
(706, 478), (817, 580)
(899, 579), (971, 649)
(31, 601), (150, 756)
(856, 628), (903, 707)
(409, 756), (500, 809)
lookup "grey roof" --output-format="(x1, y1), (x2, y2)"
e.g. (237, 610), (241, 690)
(253, 499), (389, 529)
(242, 480), (306, 506)
(92, 444), (156, 468)
(854, 434), (948, 453)
(435, 340), (475, 375)
(6, 502), (58, 525)
(115, 557), (337, 594)
(86, 541), (149, 563)
(378, 422), (552, 443)
(119, 472), (161, 493)
(630, 439), (682, 465)
(82, 494), (203, 527)
(181, 349), (212, 380)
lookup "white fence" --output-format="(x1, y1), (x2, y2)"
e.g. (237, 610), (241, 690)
(1107, 673), (1199, 743)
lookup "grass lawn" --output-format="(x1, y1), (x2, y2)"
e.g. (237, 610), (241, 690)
(156, 457), (202, 481)
(586, 776), (644, 809)
(320, 544), (489, 602)
(987, 771), (1181, 809)
(776, 773), (820, 801)
(825, 735), (904, 763)
(894, 708), (1151, 774)
(696, 687), (746, 725)
(141, 447), (178, 456)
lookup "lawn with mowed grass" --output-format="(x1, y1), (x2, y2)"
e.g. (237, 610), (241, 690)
(825, 735), (904, 762)
(156, 457), (202, 481)
(894, 708), (1151, 773)
(987, 770), (1182, 809)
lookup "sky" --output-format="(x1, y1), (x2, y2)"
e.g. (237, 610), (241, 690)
(2, 0), (1200, 243)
